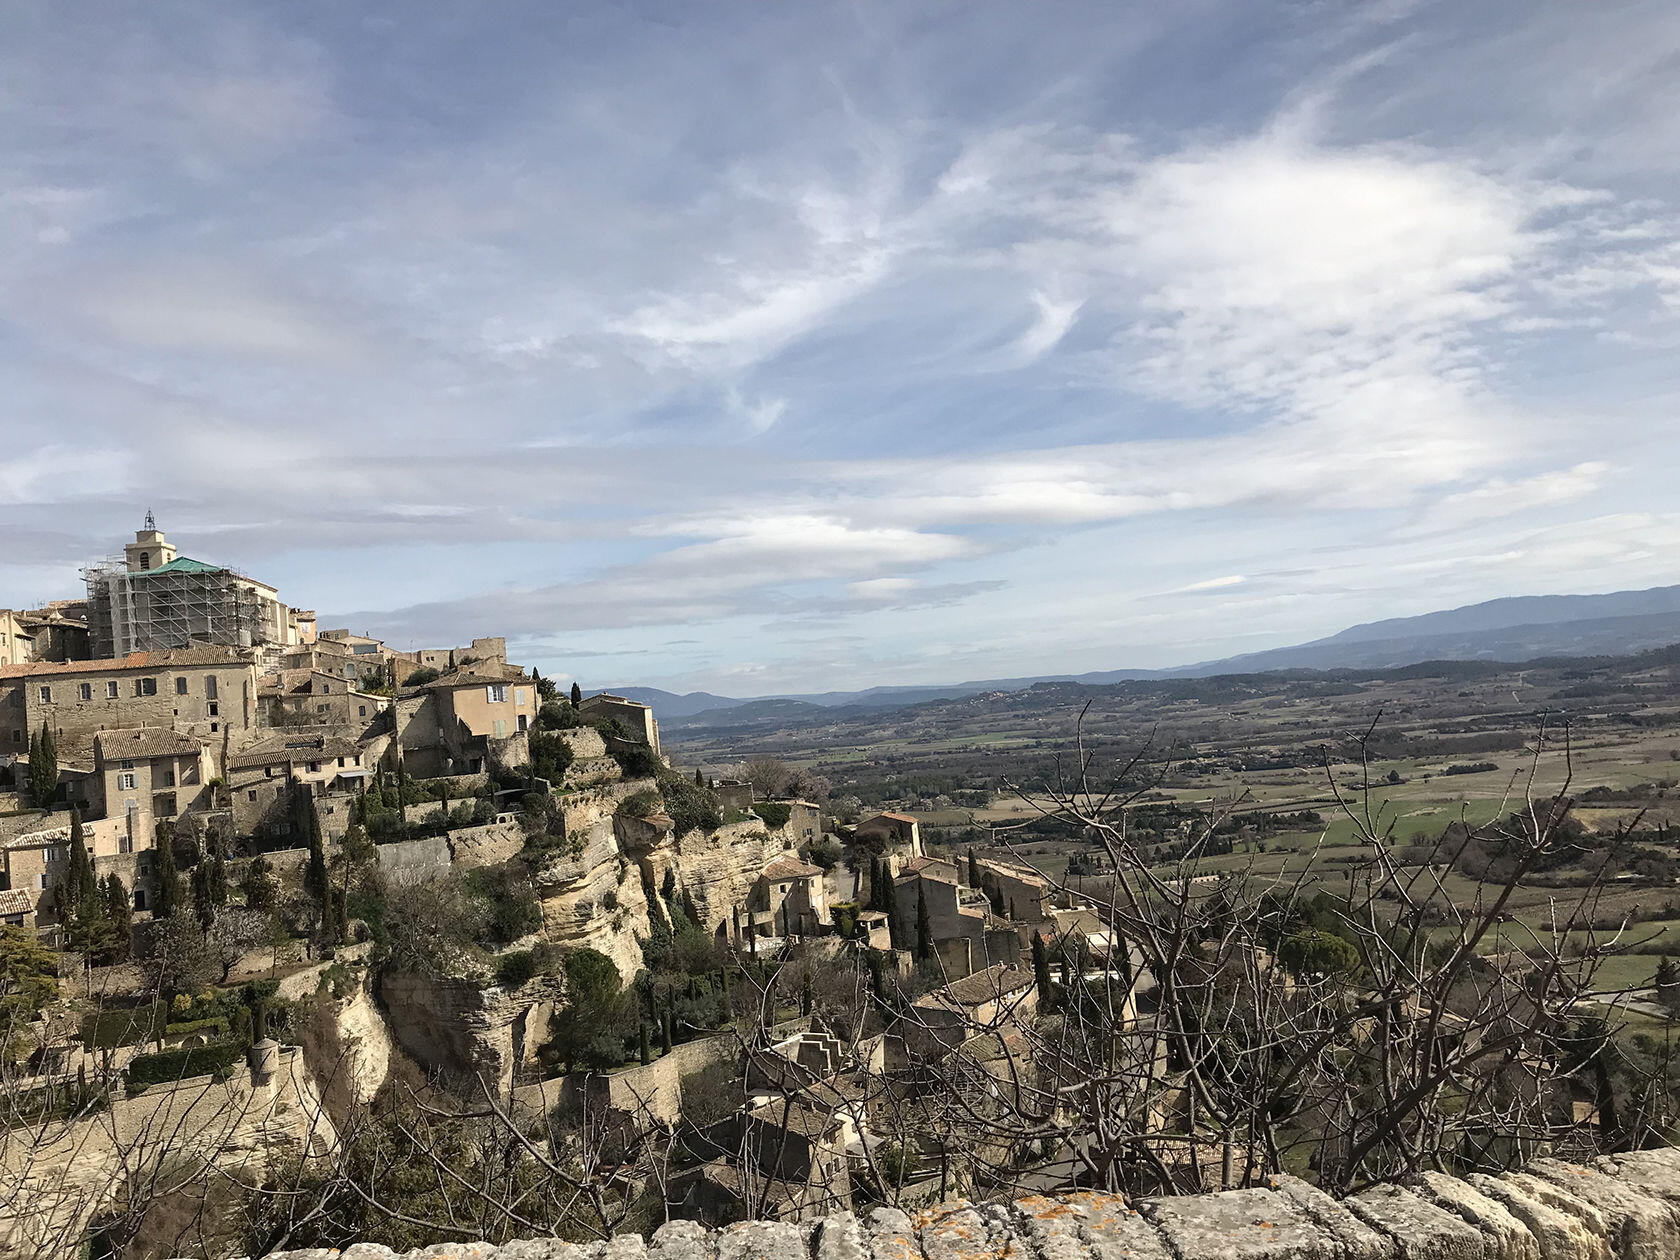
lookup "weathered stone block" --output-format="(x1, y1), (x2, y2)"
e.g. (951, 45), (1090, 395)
(863, 1207), (922, 1260)
(1524, 1158), (1680, 1260)
(1145, 1185), (1341, 1259)
(1013, 1191), (1172, 1260)
(652, 1218), (718, 1260)
(1344, 1184), (1484, 1260)
(1269, 1174), (1395, 1259)
(496, 1238), (607, 1259)
(716, 1220), (808, 1260)
(1415, 1172), (1538, 1260)
(814, 1211), (869, 1260)
(1467, 1174), (1604, 1260)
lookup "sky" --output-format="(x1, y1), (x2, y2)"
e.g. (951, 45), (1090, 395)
(3, 1), (1680, 695)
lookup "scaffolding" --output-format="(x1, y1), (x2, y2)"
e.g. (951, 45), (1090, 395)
(84, 556), (274, 657)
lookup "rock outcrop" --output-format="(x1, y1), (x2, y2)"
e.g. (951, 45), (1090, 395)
(186, 1146), (1680, 1260)
(378, 969), (565, 1096)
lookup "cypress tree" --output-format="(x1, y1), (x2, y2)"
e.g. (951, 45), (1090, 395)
(915, 885), (933, 961)
(571, 681), (583, 707)
(101, 873), (132, 963)
(801, 969), (814, 1016)
(661, 1008), (674, 1053)
(153, 825), (179, 919)
(192, 856), (217, 934)
(967, 849), (981, 889)
(639, 1022), (652, 1065)
(28, 724), (58, 807)
(303, 790), (330, 929)
(1031, 931), (1053, 1009)
(694, 767), (704, 787)
(65, 807), (99, 930)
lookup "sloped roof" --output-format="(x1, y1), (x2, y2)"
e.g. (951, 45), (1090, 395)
(926, 964), (1035, 1010)
(748, 1099), (840, 1139)
(861, 811), (918, 826)
(94, 728), (201, 760)
(897, 856), (956, 883)
(762, 856), (823, 881)
(0, 888), (35, 917)
(0, 645), (250, 679)
(229, 733), (360, 769)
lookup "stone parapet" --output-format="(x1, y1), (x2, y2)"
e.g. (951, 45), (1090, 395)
(178, 1147), (1680, 1260)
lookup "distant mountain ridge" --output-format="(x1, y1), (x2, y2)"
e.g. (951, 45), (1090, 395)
(606, 583), (1680, 728)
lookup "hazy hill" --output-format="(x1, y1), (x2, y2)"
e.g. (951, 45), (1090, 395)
(612, 583), (1680, 729)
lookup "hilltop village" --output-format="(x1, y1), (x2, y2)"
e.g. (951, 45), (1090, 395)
(1, 519), (1146, 1256)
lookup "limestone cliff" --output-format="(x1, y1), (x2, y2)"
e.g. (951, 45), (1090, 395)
(378, 969), (565, 1097)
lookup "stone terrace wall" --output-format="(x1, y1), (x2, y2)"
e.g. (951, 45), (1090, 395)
(190, 1146), (1680, 1259)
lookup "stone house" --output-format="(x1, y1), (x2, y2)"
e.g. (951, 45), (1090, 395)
(0, 645), (258, 771)
(578, 692), (660, 755)
(854, 812), (922, 861)
(227, 732), (371, 844)
(714, 779), (754, 814)
(742, 855), (829, 940)
(784, 799), (823, 847)
(2, 811), (158, 924)
(0, 886), (34, 929)
(903, 963), (1039, 1060)
(259, 667), (389, 728)
(0, 610), (35, 668)
(678, 1098), (853, 1226)
(91, 727), (211, 841)
(892, 857), (1018, 978)
(412, 635), (507, 673)
(976, 856), (1054, 925)
(394, 666), (536, 778)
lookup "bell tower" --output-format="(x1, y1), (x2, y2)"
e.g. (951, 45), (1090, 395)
(125, 510), (177, 573)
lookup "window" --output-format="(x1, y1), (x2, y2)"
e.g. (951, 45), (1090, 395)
(488, 684), (508, 703)
(209, 722), (218, 732)
(138, 551), (150, 569)
(247, 790), (258, 801)
(43, 846), (63, 864)
(38, 873), (49, 890)
(337, 756), (345, 767)
(160, 769), (175, 787)
(207, 702), (219, 717)
(205, 675), (218, 700)
(517, 713), (529, 733)
(120, 759), (133, 770)
(133, 889), (146, 912)
(175, 677), (188, 695)
(78, 683), (92, 701)
(358, 705), (367, 717)
(38, 685), (50, 703)
(515, 687), (528, 706)
(106, 681), (119, 699)
(118, 773), (136, 790)
(119, 834), (132, 855)
(493, 719), (507, 738)
(265, 766), (275, 777)
(308, 761), (319, 773)
(134, 677), (156, 697)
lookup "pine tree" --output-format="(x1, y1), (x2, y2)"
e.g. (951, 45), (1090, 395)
(967, 848), (981, 889)
(571, 681), (583, 707)
(915, 885), (933, 961)
(101, 873), (132, 963)
(152, 825), (179, 920)
(1031, 931), (1053, 1010)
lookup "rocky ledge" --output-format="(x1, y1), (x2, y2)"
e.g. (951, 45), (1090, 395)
(187, 1147), (1680, 1260)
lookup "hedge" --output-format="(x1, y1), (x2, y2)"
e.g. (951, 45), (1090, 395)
(126, 1041), (245, 1089)
(81, 1002), (167, 1049)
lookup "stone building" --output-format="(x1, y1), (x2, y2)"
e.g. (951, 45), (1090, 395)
(854, 811), (922, 861)
(91, 727), (211, 837)
(578, 691), (661, 755)
(412, 635), (508, 673)
(394, 665), (537, 777)
(892, 857), (1019, 978)
(741, 855), (829, 940)
(227, 731), (372, 843)
(0, 644), (258, 768)
(903, 963), (1039, 1060)
(976, 856), (1054, 925)
(259, 667), (390, 728)
(83, 517), (312, 658)
(0, 610), (34, 668)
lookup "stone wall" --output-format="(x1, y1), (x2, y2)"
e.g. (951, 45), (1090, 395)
(193, 1146), (1680, 1260)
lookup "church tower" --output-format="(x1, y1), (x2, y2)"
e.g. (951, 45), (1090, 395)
(124, 510), (178, 573)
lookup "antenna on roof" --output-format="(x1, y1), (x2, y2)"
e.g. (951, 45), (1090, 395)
(144, 509), (156, 531)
